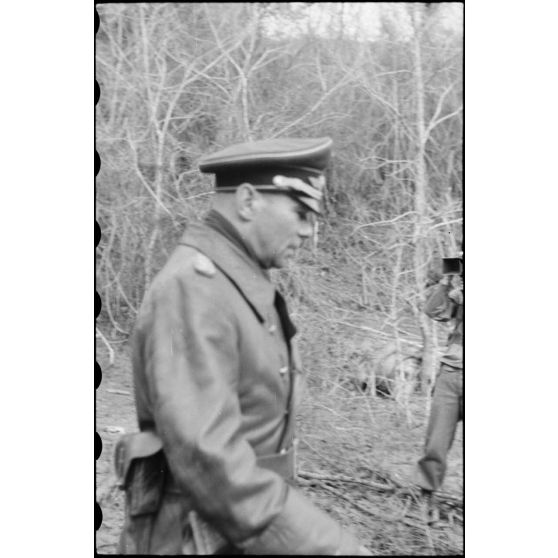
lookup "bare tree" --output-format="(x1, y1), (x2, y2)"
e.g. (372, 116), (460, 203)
(96, 3), (463, 383)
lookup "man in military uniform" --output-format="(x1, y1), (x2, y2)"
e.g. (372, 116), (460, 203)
(114, 137), (372, 554)
(414, 247), (464, 522)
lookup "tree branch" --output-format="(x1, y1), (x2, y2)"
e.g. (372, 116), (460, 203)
(126, 128), (173, 217)
(426, 104), (463, 137)
(96, 326), (115, 365)
(270, 67), (359, 138)
(351, 211), (419, 233)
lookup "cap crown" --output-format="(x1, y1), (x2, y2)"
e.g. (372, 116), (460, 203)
(199, 137), (332, 174)
(198, 137), (332, 214)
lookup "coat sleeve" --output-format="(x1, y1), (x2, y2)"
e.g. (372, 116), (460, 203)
(423, 282), (455, 322)
(138, 269), (364, 555)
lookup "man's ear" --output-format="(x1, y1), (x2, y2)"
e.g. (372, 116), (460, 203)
(236, 183), (261, 221)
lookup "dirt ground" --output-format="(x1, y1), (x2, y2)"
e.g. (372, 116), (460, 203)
(95, 340), (463, 555)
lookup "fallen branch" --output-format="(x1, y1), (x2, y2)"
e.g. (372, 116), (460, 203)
(106, 389), (130, 396)
(96, 326), (115, 366)
(298, 470), (395, 493)
(312, 480), (424, 531)
(354, 465), (463, 509)
(298, 467), (462, 510)
(300, 474), (462, 536)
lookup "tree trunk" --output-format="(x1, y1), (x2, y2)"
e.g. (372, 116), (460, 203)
(411, 5), (437, 394)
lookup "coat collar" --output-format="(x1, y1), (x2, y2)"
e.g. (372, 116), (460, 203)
(178, 222), (275, 323)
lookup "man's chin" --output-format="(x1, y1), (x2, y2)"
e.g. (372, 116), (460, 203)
(269, 255), (292, 269)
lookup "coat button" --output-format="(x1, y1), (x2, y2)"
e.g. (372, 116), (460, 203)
(280, 448), (287, 455)
(268, 324), (277, 334)
(279, 366), (288, 375)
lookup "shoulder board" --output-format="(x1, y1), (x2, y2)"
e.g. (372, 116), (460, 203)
(193, 252), (216, 277)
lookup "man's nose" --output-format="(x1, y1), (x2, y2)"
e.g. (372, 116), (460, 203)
(298, 220), (314, 238)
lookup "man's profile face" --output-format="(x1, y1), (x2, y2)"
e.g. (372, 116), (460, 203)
(251, 193), (315, 269)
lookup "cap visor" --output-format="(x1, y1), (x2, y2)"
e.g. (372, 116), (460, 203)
(297, 196), (321, 215)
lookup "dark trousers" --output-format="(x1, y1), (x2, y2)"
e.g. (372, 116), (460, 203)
(415, 367), (463, 492)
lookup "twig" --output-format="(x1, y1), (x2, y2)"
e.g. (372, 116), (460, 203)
(105, 258), (138, 317)
(96, 326), (115, 366)
(97, 478), (120, 505)
(325, 319), (423, 349)
(101, 282), (130, 335)
(298, 470), (455, 525)
(423, 521), (435, 555)
(271, 68), (359, 138)
(314, 481), (424, 531)
(417, 499), (436, 554)
(297, 439), (338, 469)
(298, 470), (395, 493)
(126, 128), (173, 218)
(351, 211), (419, 233)
(428, 217), (463, 231)
(106, 389), (130, 396)
(299, 467), (462, 510)
(393, 494), (412, 521)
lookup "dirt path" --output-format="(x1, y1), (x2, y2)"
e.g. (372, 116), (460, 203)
(95, 341), (463, 555)
(95, 343), (136, 554)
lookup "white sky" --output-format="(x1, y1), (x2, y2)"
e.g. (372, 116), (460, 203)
(262, 2), (463, 42)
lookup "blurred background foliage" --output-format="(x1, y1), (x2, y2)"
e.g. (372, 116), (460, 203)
(96, 2), (463, 392)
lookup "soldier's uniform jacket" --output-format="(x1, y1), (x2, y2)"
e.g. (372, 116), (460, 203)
(116, 220), (362, 554)
(424, 282), (463, 370)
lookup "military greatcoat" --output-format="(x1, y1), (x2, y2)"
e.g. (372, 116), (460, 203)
(116, 221), (362, 554)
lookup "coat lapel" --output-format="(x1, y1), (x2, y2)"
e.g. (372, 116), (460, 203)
(178, 223), (275, 324)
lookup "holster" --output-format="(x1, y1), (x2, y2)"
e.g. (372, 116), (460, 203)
(114, 432), (297, 555)
(114, 432), (167, 554)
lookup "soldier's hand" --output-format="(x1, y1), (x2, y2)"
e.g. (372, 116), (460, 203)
(451, 275), (463, 291)
(448, 276), (463, 304)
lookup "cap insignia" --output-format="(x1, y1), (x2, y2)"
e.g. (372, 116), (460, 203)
(272, 175), (324, 200)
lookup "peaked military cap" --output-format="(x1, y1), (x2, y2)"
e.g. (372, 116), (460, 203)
(198, 137), (332, 214)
